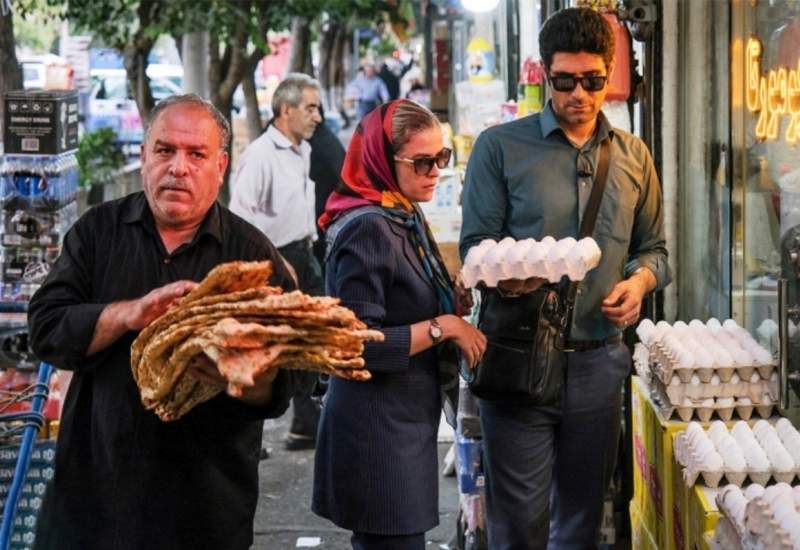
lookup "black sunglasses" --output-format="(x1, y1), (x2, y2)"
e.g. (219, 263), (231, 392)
(549, 74), (608, 93)
(394, 147), (452, 176)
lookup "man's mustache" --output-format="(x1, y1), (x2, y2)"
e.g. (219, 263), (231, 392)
(159, 178), (190, 192)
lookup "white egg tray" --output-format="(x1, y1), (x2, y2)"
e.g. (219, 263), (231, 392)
(650, 375), (776, 422)
(460, 236), (601, 288)
(675, 420), (800, 489)
(715, 483), (800, 550)
(650, 343), (775, 384)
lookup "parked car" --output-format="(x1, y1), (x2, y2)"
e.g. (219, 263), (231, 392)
(86, 68), (182, 156)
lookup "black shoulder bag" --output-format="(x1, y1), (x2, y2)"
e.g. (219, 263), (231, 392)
(468, 139), (611, 406)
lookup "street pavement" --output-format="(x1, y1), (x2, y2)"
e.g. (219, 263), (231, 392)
(252, 411), (460, 550)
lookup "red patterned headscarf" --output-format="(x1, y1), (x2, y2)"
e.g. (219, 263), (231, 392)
(318, 100), (413, 230)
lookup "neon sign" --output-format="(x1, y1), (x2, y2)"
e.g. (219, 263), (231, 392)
(745, 37), (800, 145)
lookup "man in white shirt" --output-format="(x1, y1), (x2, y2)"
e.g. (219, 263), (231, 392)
(230, 73), (324, 450)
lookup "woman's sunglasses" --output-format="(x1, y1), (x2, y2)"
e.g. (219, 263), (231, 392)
(549, 74), (608, 93)
(394, 148), (452, 176)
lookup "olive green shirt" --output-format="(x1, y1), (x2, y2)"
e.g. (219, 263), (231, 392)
(460, 101), (671, 340)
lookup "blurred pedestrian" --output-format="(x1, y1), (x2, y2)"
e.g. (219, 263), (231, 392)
(313, 99), (485, 550)
(310, 110), (346, 268)
(345, 60), (390, 120)
(230, 73), (325, 451)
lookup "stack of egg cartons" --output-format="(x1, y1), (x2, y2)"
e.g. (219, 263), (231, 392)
(715, 482), (800, 549)
(675, 420), (800, 489)
(637, 318), (777, 421)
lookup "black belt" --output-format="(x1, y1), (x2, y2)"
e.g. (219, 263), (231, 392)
(564, 333), (622, 352)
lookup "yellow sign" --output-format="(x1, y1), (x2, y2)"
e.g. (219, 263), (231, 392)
(745, 37), (800, 144)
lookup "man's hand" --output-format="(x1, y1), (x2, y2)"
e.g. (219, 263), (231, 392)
(124, 280), (198, 331)
(601, 268), (656, 329)
(87, 280), (197, 356)
(453, 274), (474, 316)
(187, 355), (280, 407)
(497, 277), (547, 296)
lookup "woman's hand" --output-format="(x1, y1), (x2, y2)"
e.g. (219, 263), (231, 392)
(438, 314), (487, 369)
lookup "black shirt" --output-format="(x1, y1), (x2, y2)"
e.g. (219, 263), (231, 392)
(28, 192), (297, 550)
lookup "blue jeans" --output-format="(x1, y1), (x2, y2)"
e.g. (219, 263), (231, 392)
(478, 342), (631, 550)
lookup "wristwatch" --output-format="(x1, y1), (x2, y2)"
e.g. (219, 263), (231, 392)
(429, 317), (444, 344)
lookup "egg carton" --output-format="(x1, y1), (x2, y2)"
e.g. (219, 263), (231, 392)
(651, 344), (776, 384)
(651, 376), (775, 422)
(712, 515), (744, 550)
(662, 376), (771, 401)
(632, 342), (651, 382)
(675, 423), (800, 488)
(460, 236), (602, 288)
(715, 484), (800, 550)
(744, 496), (800, 549)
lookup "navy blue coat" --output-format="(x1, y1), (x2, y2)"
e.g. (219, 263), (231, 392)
(312, 213), (442, 535)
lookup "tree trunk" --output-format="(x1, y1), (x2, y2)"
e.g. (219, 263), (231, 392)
(182, 31), (210, 97)
(0, 8), (23, 137)
(124, 44), (155, 124)
(318, 21), (339, 108)
(288, 17), (314, 77)
(329, 25), (350, 119)
(241, 71), (263, 140)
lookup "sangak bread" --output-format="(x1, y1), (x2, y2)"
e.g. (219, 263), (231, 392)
(179, 261), (273, 305)
(131, 260), (383, 421)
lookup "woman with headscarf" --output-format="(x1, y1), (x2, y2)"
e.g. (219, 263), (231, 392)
(312, 100), (486, 550)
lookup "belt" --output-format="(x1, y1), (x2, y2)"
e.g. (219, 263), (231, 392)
(564, 333), (622, 352)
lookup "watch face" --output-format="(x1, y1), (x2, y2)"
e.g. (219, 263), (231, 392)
(430, 324), (443, 340)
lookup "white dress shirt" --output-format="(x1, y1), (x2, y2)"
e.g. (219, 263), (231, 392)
(229, 124), (317, 248)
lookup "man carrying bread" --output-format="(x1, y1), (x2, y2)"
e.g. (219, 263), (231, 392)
(28, 94), (298, 550)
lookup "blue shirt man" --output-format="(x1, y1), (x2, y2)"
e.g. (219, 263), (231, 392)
(345, 62), (390, 120)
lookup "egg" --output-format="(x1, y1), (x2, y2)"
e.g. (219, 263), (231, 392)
(723, 319), (740, 330)
(744, 483), (765, 500)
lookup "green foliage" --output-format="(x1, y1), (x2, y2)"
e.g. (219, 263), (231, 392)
(76, 128), (126, 187)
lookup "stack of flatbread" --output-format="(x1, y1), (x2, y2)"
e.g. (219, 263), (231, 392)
(131, 261), (383, 421)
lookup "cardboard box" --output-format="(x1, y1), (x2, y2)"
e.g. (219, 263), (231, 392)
(629, 501), (658, 550)
(4, 90), (79, 155)
(630, 376), (688, 550)
(689, 486), (720, 550)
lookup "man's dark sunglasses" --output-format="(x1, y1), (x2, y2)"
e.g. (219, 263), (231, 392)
(549, 74), (608, 93)
(394, 147), (452, 176)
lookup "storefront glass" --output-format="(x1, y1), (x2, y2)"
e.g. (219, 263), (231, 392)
(732, 0), (800, 340)
(677, 1), (732, 321)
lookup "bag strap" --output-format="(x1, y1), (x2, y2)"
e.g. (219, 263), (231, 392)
(323, 205), (398, 263)
(562, 138), (611, 346)
(578, 138), (611, 238)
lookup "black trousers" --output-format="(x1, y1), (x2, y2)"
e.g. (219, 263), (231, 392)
(278, 238), (324, 436)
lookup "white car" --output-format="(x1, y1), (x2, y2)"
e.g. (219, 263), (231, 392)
(87, 68), (182, 154)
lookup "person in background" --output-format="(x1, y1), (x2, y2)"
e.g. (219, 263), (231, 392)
(312, 99), (486, 550)
(229, 73), (324, 451)
(27, 94), (298, 550)
(345, 60), (390, 120)
(459, 8), (671, 549)
(310, 109), (346, 268)
(378, 58), (401, 100)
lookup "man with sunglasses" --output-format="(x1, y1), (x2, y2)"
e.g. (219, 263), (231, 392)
(460, 7), (670, 549)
